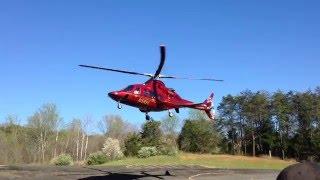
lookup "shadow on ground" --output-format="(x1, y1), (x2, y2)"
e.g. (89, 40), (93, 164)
(78, 167), (172, 180)
(79, 172), (168, 180)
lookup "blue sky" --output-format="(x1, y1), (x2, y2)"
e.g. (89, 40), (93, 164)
(1, 1), (320, 132)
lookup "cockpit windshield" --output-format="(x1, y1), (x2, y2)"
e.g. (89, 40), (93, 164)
(123, 85), (134, 91)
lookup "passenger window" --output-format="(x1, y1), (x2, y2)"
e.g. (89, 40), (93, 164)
(144, 90), (151, 97)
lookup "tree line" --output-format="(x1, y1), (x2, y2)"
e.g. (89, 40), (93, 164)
(0, 87), (319, 164)
(217, 87), (320, 161)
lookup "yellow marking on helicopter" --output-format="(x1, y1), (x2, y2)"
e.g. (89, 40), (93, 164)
(138, 97), (150, 105)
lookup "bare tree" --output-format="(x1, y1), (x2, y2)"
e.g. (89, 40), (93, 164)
(79, 116), (91, 161)
(27, 103), (61, 162)
(99, 115), (136, 143)
(84, 135), (89, 160)
(161, 114), (180, 136)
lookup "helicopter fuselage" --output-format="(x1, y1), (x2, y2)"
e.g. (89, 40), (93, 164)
(108, 80), (194, 112)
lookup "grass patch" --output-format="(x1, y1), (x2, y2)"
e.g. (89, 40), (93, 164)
(101, 152), (296, 170)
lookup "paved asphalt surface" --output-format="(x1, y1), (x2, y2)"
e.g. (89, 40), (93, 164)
(0, 165), (280, 180)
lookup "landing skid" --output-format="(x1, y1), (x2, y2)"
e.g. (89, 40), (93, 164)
(145, 113), (151, 121)
(144, 111), (173, 121)
(117, 102), (122, 109)
(168, 111), (173, 117)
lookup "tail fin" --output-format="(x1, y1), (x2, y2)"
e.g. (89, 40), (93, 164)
(203, 93), (215, 120)
(191, 93), (215, 120)
(203, 93), (214, 108)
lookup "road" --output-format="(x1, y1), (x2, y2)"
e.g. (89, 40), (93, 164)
(0, 165), (280, 180)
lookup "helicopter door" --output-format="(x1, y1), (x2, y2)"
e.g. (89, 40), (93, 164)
(144, 90), (157, 99)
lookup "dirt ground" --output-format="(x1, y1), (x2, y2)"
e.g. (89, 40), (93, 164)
(0, 165), (280, 180)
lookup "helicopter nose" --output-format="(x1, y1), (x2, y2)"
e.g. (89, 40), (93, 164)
(108, 91), (119, 100)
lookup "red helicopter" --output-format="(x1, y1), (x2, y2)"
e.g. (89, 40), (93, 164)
(79, 45), (223, 121)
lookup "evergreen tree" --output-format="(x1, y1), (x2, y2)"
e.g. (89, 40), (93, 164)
(140, 120), (162, 147)
(178, 111), (220, 153)
(272, 91), (293, 159)
(124, 133), (141, 156)
(218, 95), (239, 154)
(292, 91), (314, 160)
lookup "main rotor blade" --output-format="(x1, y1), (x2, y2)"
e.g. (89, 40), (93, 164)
(79, 64), (153, 77)
(153, 45), (166, 79)
(159, 75), (224, 82)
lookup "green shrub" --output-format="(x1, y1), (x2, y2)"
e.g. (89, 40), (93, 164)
(86, 151), (108, 165)
(159, 145), (178, 156)
(138, 146), (158, 158)
(50, 154), (73, 166)
(124, 133), (142, 157)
